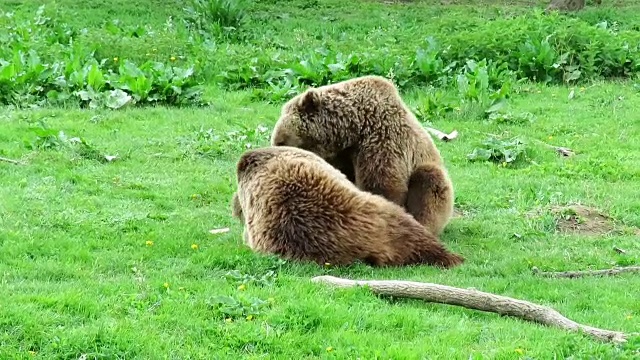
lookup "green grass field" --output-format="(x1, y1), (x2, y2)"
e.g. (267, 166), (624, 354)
(1, 0), (640, 359)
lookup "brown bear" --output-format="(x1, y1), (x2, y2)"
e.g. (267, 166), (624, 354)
(231, 146), (464, 268)
(270, 75), (454, 236)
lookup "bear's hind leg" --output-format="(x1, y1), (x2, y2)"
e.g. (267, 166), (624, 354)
(405, 163), (454, 235)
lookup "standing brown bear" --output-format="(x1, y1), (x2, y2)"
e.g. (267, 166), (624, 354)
(231, 146), (464, 268)
(270, 75), (454, 236)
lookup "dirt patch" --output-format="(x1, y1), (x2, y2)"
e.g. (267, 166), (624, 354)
(551, 204), (615, 236)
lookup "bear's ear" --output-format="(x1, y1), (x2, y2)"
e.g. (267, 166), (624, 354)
(299, 89), (321, 114)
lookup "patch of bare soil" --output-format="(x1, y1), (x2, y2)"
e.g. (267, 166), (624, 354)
(551, 204), (615, 236)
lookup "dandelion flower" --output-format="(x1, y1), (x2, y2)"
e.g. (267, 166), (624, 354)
(163, 282), (169, 288)
(237, 284), (246, 291)
(113, 57), (118, 62)
(515, 348), (524, 355)
(146, 240), (154, 246)
(626, 315), (633, 320)
(191, 243), (198, 250)
(324, 262), (331, 267)
(246, 315), (254, 321)
(170, 56), (176, 61)
(326, 347), (334, 352)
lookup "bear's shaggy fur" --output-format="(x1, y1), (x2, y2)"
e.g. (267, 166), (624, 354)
(270, 75), (455, 235)
(231, 146), (464, 268)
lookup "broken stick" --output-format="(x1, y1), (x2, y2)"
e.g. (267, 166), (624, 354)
(425, 127), (458, 141)
(311, 275), (628, 344)
(532, 266), (640, 279)
(0, 156), (22, 165)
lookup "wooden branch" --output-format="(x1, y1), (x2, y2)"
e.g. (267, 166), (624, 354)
(311, 275), (628, 344)
(0, 156), (23, 165)
(532, 266), (640, 279)
(425, 127), (458, 142)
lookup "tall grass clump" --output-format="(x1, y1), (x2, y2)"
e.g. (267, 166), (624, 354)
(183, 0), (249, 40)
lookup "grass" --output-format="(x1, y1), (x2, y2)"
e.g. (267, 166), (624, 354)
(1, 0), (640, 359)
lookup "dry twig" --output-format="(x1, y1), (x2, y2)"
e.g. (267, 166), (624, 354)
(532, 139), (575, 157)
(425, 127), (458, 142)
(209, 227), (230, 235)
(311, 275), (628, 344)
(613, 246), (627, 255)
(0, 156), (23, 165)
(532, 266), (640, 279)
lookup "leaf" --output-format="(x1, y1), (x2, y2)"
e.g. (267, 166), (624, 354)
(467, 148), (493, 161)
(105, 89), (132, 109)
(0, 63), (17, 80)
(565, 69), (581, 82)
(485, 99), (507, 114)
(327, 63), (345, 73)
(87, 63), (105, 91)
(76, 90), (91, 101)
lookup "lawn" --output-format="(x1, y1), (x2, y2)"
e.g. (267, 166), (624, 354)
(1, 0), (639, 359)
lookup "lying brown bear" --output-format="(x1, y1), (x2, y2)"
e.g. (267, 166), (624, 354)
(231, 146), (464, 268)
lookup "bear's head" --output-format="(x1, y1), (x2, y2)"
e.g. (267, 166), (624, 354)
(270, 88), (342, 159)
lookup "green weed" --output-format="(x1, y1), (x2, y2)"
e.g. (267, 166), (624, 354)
(467, 136), (530, 167)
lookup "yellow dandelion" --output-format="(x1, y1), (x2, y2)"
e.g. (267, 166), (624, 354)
(324, 262), (331, 267)
(626, 315), (633, 320)
(225, 318), (232, 323)
(246, 314), (254, 321)
(170, 56), (176, 61)
(238, 284), (246, 291)
(28, 351), (36, 356)
(515, 348), (524, 355)
(113, 57), (118, 62)
(163, 282), (169, 288)
(326, 346), (334, 352)
(145, 240), (154, 246)
(191, 243), (198, 250)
